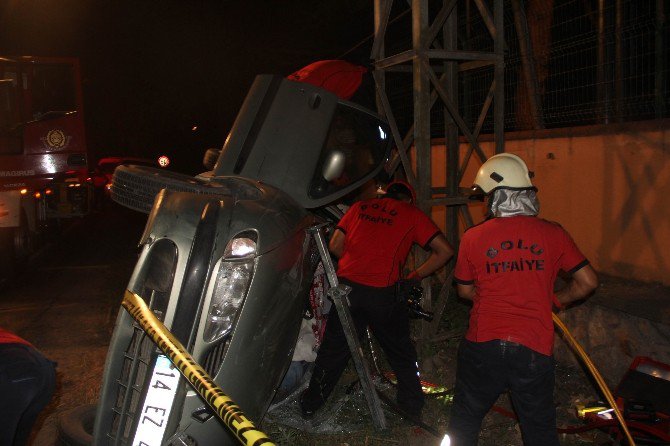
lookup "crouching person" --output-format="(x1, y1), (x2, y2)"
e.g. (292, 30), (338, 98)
(0, 327), (57, 446)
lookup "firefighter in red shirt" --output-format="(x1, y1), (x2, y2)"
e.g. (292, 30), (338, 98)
(448, 154), (598, 446)
(300, 181), (453, 420)
(0, 327), (56, 446)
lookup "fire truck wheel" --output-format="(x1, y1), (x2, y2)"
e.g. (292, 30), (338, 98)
(56, 404), (95, 446)
(110, 165), (227, 214)
(13, 210), (33, 262)
(0, 227), (15, 279)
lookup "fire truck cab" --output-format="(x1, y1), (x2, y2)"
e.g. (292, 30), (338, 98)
(0, 56), (91, 277)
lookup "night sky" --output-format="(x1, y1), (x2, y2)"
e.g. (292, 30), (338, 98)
(0, 1), (374, 174)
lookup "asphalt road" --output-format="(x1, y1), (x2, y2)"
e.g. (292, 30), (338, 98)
(0, 202), (149, 445)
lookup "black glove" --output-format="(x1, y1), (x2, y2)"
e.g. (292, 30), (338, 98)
(395, 279), (422, 304)
(395, 279), (434, 321)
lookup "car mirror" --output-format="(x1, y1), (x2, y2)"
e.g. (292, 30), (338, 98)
(322, 150), (345, 181)
(203, 148), (222, 171)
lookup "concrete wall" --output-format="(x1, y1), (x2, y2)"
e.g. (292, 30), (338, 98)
(426, 119), (670, 285)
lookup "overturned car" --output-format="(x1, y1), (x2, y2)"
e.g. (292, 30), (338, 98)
(92, 75), (392, 445)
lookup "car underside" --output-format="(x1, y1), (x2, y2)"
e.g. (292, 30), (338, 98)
(93, 75), (392, 446)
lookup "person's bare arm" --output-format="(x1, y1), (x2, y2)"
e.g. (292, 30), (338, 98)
(457, 283), (476, 301)
(555, 264), (598, 307)
(411, 234), (454, 279)
(328, 228), (346, 259)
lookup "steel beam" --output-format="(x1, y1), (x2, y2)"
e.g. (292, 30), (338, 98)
(511, 0), (544, 130)
(307, 224), (387, 430)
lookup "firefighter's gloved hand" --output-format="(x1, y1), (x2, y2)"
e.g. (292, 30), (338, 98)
(395, 279), (422, 304)
(396, 279), (434, 322)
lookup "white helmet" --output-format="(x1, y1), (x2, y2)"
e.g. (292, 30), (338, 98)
(473, 153), (534, 194)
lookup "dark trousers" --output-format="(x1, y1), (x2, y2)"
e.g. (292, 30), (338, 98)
(302, 280), (424, 416)
(448, 339), (559, 446)
(0, 343), (57, 446)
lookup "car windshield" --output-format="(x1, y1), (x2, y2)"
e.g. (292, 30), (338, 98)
(308, 105), (390, 199)
(31, 64), (77, 118)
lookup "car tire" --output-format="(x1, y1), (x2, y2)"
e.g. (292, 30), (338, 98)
(110, 165), (226, 214)
(57, 404), (96, 446)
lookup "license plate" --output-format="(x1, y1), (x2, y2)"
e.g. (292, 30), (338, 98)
(132, 355), (181, 446)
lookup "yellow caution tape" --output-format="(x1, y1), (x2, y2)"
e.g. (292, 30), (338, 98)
(122, 290), (276, 446)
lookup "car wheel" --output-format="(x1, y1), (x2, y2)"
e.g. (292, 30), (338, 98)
(57, 404), (96, 446)
(110, 165), (227, 214)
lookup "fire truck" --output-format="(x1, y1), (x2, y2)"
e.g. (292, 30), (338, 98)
(0, 56), (91, 278)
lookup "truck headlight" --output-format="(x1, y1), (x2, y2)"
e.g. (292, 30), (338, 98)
(203, 233), (256, 342)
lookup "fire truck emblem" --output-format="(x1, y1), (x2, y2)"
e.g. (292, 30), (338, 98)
(42, 129), (71, 149)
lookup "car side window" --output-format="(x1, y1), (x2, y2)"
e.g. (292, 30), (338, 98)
(309, 105), (389, 199)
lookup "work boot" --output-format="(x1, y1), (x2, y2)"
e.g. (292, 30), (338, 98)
(402, 407), (423, 426)
(299, 388), (325, 420)
(299, 364), (337, 419)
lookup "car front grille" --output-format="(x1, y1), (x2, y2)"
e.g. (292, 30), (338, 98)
(203, 338), (230, 378)
(107, 286), (171, 444)
(107, 323), (155, 444)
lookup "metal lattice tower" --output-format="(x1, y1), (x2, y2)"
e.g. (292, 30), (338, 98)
(370, 0), (505, 339)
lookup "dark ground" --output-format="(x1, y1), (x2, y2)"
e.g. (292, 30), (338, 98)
(0, 203), (146, 445)
(258, 299), (618, 446)
(0, 202), (654, 446)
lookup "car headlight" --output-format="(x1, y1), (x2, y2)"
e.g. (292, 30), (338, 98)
(203, 233), (257, 343)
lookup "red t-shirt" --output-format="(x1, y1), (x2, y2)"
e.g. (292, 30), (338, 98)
(454, 216), (588, 356)
(0, 327), (31, 346)
(335, 197), (442, 287)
